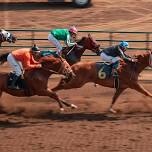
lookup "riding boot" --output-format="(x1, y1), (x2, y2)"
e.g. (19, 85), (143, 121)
(112, 61), (120, 77)
(8, 75), (20, 90)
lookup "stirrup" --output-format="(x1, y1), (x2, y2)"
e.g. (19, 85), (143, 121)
(112, 69), (118, 77)
(8, 85), (20, 90)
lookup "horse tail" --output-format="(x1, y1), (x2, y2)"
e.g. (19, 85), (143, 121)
(0, 52), (9, 65)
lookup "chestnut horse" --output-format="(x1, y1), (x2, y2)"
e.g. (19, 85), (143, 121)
(0, 53), (77, 111)
(52, 50), (152, 113)
(0, 29), (17, 46)
(62, 34), (100, 65)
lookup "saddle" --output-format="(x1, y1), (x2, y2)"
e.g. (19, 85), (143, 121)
(96, 62), (120, 89)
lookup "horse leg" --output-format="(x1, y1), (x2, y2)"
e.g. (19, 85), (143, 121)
(0, 90), (4, 112)
(37, 89), (77, 111)
(109, 88), (126, 113)
(131, 82), (152, 98)
(52, 78), (66, 92)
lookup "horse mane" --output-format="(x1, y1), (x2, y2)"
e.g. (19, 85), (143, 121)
(77, 36), (87, 45)
(40, 55), (60, 63)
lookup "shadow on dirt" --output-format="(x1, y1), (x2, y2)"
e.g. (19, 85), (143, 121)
(0, 2), (78, 11)
(0, 110), (130, 122)
(0, 120), (27, 128)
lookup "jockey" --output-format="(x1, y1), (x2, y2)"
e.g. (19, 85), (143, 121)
(100, 41), (137, 76)
(48, 26), (78, 56)
(7, 44), (42, 89)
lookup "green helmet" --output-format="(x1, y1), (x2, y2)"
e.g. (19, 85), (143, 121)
(31, 44), (40, 52)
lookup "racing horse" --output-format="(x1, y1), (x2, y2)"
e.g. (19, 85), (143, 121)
(0, 29), (17, 46)
(0, 53), (77, 111)
(62, 34), (100, 65)
(52, 50), (152, 113)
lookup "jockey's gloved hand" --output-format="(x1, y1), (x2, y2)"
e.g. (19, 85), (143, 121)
(131, 58), (138, 62)
(75, 43), (83, 49)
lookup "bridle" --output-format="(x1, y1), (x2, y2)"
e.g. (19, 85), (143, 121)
(87, 36), (100, 53)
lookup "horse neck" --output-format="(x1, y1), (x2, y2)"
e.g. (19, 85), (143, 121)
(42, 58), (63, 75)
(74, 47), (86, 58)
(136, 53), (150, 73)
(76, 38), (88, 57)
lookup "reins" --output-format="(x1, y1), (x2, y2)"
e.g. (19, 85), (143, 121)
(66, 45), (76, 56)
(42, 56), (67, 75)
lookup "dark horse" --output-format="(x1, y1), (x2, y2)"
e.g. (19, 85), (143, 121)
(52, 50), (152, 113)
(0, 29), (17, 46)
(0, 53), (77, 111)
(62, 34), (100, 65)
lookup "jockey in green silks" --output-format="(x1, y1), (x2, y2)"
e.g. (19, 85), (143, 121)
(48, 26), (78, 56)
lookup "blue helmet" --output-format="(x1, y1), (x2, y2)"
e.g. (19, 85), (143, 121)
(119, 41), (129, 48)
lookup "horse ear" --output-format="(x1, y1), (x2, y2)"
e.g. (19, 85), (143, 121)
(88, 33), (91, 38)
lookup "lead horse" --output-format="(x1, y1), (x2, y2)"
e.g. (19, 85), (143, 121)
(62, 34), (100, 65)
(0, 53), (77, 111)
(0, 29), (17, 46)
(52, 50), (152, 113)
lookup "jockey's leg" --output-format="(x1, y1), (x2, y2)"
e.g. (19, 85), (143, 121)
(111, 57), (121, 77)
(7, 53), (22, 89)
(109, 88), (126, 113)
(48, 34), (62, 55)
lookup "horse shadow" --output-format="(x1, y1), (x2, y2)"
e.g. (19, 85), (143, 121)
(0, 120), (27, 129)
(0, 111), (152, 129)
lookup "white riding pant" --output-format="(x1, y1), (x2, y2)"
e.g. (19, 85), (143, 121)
(100, 52), (120, 63)
(48, 33), (62, 54)
(7, 53), (23, 76)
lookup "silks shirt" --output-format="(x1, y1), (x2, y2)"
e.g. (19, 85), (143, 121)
(50, 29), (76, 47)
(11, 48), (40, 70)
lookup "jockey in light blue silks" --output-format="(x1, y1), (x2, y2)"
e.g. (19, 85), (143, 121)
(99, 41), (137, 76)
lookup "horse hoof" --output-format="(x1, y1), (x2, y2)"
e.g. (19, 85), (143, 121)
(109, 108), (117, 114)
(60, 108), (64, 112)
(94, 84), (98, 87)
(71, 104), (78, 109)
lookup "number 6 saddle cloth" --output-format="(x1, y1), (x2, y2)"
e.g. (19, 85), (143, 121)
(96, 62), (116, 79)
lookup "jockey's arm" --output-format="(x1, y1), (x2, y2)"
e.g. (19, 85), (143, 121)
(24, 56), (41, 70)
(65, 34), (77, 47)
(118, 46), (132, 62)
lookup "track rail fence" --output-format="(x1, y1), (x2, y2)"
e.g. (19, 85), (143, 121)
(0, 29), (152, 72)
(1, 29), (152, 51)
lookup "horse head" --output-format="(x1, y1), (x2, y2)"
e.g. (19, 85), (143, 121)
(77, 34), (100, 53)
(136, 50), (152, 67)
(0, 29), (17, 44)
(40, 55), (75, 79)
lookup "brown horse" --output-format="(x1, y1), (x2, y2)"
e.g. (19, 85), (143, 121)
(0, 29), (17, 46)
(62, 34), (100, 65)
(0, 53), (77, 111)
(52, 50), (152, 113)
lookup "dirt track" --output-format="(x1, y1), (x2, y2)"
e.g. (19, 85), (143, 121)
(0, 0), (152, 152)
